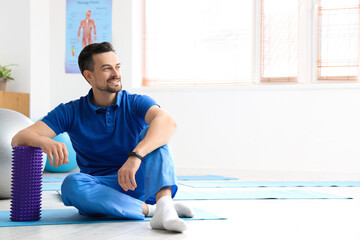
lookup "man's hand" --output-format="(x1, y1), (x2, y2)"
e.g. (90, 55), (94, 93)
(11, 121), (69, 168)
(118, 157), (141, 191)
(39, 136), (69, 168)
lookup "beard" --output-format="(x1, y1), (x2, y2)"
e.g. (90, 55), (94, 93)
(95, 77), (122, 93)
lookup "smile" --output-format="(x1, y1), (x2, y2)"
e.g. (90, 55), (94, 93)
(108, 79), (121, 85)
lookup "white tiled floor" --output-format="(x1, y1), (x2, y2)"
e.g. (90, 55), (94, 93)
(1, 170), (360, 240)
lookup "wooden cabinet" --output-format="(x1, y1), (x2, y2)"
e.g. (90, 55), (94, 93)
(0, 91), (30, 117)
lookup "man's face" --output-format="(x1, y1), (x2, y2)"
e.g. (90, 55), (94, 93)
(88, 52), (122, 93)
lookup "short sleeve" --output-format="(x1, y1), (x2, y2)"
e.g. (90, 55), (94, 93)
(131, 94), (159, 119)
(41, 103), (73, 135)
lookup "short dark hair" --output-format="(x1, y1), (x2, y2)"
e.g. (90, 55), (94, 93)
(78, 42), (115, 78)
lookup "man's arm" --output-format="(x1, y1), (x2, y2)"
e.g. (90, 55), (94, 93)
(11, 121), (69, 168)
(118, 106), (177, 191)
(134, 105), (177, 157)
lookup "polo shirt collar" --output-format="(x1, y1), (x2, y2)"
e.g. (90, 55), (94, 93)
(115, 90), (123, 107)
(87, 89), (123, 112)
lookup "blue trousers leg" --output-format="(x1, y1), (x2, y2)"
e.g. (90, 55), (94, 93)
(61, 173), (145, 219)
(136, 126), (178, 204)
(61, 126), (178, 219)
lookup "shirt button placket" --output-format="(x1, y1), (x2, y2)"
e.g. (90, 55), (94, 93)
(106, 110), (111, 126)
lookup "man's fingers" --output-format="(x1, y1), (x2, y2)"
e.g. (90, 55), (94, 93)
(48, 152), (54, 167)
(118, 172), (136, 191)
(124, 175), (133, 191)
(57, 147), (64, 166)
(63, 144), (69, 164)
(118, 175), (128, 191)
(60, 143), (69, 165)
(130, 174), (137, 189)
(118, 158), (141, 191)
(41, 139), (70, 168)
(52, 143), (70, 167)
(117, 174), (122, 189)
(53, 150), (60, 168)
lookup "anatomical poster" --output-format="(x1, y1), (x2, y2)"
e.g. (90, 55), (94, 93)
(65, 0), (112, 73)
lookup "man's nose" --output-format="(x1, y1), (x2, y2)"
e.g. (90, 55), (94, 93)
(112, 68), (121, 78)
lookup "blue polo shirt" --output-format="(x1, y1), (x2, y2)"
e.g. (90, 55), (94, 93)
(42, 89), (158, 176)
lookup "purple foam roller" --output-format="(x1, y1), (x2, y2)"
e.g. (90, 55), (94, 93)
(10, 146), (43, 221)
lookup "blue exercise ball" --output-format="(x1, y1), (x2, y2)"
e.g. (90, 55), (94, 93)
(45, 132), (78, 173)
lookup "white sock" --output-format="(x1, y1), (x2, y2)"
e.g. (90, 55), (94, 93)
(146, 204), (156, 217)
(146, 203), (194, 218)
(150, 196), (187, 232)
(174, 203), (195, 218)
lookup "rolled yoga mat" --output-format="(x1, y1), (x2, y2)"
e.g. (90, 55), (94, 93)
(10, 146), (43, 221)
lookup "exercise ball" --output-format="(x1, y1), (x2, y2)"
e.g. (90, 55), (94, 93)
(45, 132), (78, 173)
(0, 109), (46, 199)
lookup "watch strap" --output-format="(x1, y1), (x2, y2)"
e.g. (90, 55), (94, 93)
(128, 151), (144, 161)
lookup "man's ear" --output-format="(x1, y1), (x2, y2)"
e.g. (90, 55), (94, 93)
(84, 70), (93, 83)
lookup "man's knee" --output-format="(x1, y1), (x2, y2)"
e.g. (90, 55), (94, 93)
(62, 172), (83, 188)
(147, 143), (174, 163)
(61, 173), (97, 204)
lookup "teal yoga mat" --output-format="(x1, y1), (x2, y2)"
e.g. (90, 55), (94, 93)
(42, 183), (62, 191)
(177, 175), (238, 181)
(174, 189), (351, 200)
(42, 177), (65, 183)
(42, 175), (238, 183)
(54, 187), (350, 200)
(179, 181), (360, 188)
(56, 189), (350, 200)
(0, 208), (225, 227)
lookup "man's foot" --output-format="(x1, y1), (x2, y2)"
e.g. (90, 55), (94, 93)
(150, 196), (187, 232)
(146, 202), (194, 218)
(174, 202), (195, 218)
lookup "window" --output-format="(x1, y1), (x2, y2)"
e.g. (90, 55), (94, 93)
(261, 0), (299, 82)
(143, 0), (253, 86)
(142, 0), (360, 86)
(318, 0), (360, 81)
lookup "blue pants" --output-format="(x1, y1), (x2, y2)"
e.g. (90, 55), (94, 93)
(61, 127), (178, 220)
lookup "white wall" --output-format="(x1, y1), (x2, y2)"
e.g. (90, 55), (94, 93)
(136, 86), (360, 175)
(4, 0), (360, 177)
(0, 0), (31, 94)
(0, 0), (51, 121)
(30, 0), (51, 121)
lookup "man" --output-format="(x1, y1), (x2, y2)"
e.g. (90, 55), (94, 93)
(11, 42), (193, 232)
(78, 10), (97, 48)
